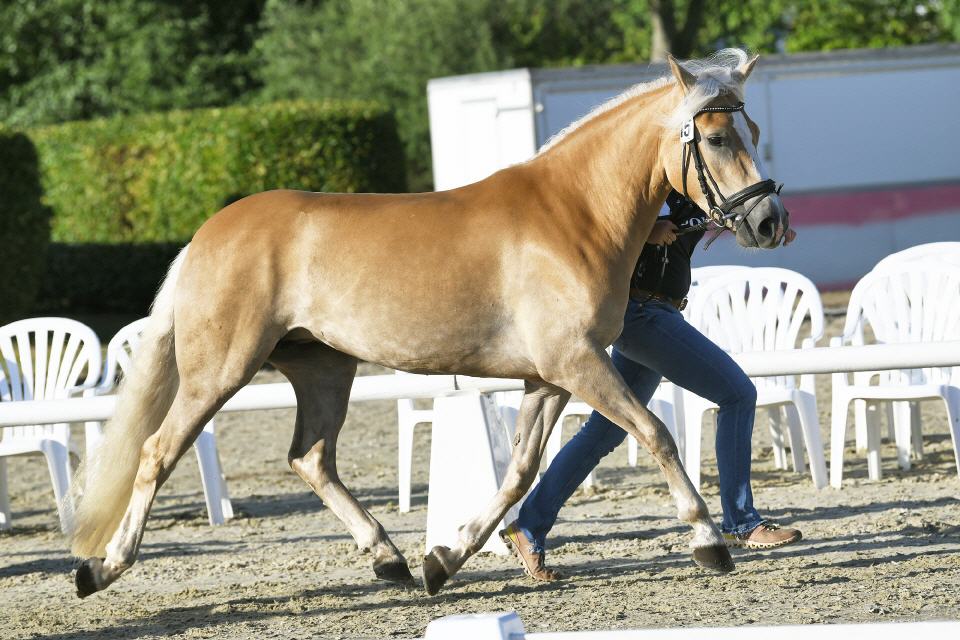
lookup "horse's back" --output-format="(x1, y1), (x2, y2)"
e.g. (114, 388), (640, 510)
(179, 187), (537, 376)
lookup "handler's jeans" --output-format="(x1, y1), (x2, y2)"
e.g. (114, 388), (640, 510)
(516, 298), (763, 551)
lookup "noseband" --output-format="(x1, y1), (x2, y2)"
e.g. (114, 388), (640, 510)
(677, 101), (784, 244)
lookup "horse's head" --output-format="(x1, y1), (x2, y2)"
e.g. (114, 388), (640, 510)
(661, 50), (788, 249)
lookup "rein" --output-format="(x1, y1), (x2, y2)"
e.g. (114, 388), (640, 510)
(677, 101), (784, 248)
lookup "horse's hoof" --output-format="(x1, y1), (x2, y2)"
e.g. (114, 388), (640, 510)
(692, 544), (735, 573)
(374, 559), (415, 585)
(75, 557), (105, 598)
(422, 547), (452, 595)
(693, 544), (734, 573)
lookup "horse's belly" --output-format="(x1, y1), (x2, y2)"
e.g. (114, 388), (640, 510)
(301, 306), (536, 378)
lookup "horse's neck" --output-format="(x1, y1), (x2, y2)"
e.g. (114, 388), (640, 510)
(533, 88), (673, 263)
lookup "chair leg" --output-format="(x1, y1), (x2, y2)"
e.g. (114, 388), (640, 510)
(84, 420), (105, 457)
(865, 407), (883, 482)
(767, 407), (787, 470)
(854, 399), (868, 451)
(883, 402), (895, 443)
(671, 384), (686, 462)
(682, 394), (703, 491)
(40, 440), (73, 533)
(0, 458), (10, 530)
(794, 393), (827, 489)
(830, 391), (849, 488)
(398, 420), (417, 513)
(783, 405), (807, 475)
(194, 421), (232, 526)
(627, 435), (638, 467)
(944, 387), (960, 480)
(910, 401), (923, 460)
(892, 401), (912, 471)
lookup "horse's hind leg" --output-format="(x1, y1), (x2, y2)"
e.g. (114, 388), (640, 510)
(423, 380), (569, 594)
(75, 357), (267, 597)
(269, 341), (413, 584)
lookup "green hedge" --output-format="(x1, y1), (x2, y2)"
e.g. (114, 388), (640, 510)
(0, 129), (52, 324)
(9, 99), (405, 316)
(30, 99), (407, 243)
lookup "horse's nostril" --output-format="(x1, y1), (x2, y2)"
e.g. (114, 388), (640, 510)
(757, 217), (776, 239)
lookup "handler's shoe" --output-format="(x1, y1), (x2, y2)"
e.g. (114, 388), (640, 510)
(499, 521), (563, 582)
(724, 521), (802, 549)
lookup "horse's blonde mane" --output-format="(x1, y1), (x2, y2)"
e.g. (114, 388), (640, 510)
(537, 48), (750, 154)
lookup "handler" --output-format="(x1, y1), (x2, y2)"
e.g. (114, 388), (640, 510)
(501, 190), (801, 581)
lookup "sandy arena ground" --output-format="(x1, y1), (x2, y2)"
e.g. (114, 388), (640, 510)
(2, 310), (959, 639)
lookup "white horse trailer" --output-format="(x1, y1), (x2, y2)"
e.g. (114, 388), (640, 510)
(427, 44), (960, 288)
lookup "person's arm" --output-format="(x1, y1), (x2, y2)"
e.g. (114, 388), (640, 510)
(647, 220), (679, 246)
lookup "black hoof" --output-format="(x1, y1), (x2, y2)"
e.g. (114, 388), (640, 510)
(75, 557), (104, 598)
(422, 548), (451, 596)
(374, 559), (415, 585)
(692, 544), (735, 574)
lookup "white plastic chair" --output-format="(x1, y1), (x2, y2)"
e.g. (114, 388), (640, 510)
(852, 243), (960, 454)
(683, 267), (828, 490)
(396, 370), (434, 513)
(830, 264), (960, 487)
(873, 242), (960, 271)
(88, 319), (233, 525)
(0, 318), (102, 532)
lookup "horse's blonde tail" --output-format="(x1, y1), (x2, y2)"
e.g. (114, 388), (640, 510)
(70, 246), (190, 558)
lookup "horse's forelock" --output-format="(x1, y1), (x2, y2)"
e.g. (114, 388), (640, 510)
(666, 48), (751, 129)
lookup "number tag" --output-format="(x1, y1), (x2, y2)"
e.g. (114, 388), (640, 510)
(680, 119), (694, 142)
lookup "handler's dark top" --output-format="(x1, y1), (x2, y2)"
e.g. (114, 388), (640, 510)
(630, 191), (708, 300)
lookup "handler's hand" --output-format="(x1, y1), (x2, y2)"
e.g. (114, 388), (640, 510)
(783, 228), (797, 246)
(647, 220), (678, 246)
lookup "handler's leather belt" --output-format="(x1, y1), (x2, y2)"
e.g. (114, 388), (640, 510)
(630, 287), (687, 311)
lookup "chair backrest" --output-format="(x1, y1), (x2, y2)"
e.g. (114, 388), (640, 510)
(688, 267), (825, 389)
(841, 264), (960, 384)
(99, 318), (150, 393)
(873, 242), (960, 271)
(687, 265), (751, 319)
(0, 317), (102, 442)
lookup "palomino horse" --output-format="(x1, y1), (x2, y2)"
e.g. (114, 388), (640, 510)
(71, 49), (789, 597)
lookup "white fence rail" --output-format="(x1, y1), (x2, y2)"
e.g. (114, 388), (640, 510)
(2, 341), (959, 427)
(422, 611), (960, 640)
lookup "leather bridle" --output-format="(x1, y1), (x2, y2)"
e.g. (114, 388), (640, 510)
(677, 101), (785, 244)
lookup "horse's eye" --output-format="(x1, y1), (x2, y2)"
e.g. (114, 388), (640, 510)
(707, 136), (724, 147)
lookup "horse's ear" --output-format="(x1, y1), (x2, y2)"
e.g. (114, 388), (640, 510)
(667, 55), (696, 94)
(737, 55), (760, 81)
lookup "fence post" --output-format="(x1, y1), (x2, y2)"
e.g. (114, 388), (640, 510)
(425, 391), (516, 556)
(424, 611), (525, 640)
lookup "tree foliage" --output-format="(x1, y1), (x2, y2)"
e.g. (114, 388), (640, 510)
(0, 0), (264, 128)
(255, 0), (501, 191)
(2, 0), (958, 193)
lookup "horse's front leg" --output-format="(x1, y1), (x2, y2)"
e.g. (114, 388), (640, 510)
(422, 381), (569, 595)
(542, 342), (734, 573)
